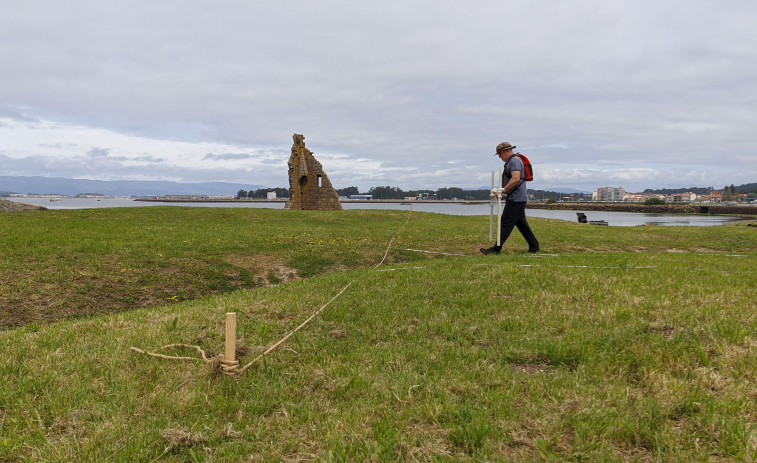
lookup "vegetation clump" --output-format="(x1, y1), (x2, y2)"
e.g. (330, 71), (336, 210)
(0, 198), (46, 212)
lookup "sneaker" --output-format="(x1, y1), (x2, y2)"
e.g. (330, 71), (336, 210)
(480, 246), (500, 255)
(528, 248), (540, 253)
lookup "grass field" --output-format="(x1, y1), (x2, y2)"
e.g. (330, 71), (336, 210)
(1, 207), (756, 461)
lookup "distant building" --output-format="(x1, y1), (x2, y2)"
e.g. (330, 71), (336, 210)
(594, 187), (626, 202)
(669, 192), (698, 203)
(623, 193), (646, 202)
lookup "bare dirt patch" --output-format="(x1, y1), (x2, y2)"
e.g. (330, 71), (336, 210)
(510, 363), (549, 375)
(225, 253), (299, 286)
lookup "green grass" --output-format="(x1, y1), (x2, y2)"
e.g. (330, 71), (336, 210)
(1, 207), (756, 461)
(2, 207), (754, 328)
(0, 207), (439, 327)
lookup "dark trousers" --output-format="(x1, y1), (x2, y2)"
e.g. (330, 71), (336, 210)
(496, 201), (539, 251)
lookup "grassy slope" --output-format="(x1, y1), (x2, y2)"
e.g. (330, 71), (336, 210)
(1, 208), (756, 461)
(1, 207), (431, 327)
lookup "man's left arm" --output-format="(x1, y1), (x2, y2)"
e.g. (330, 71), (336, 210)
(503, 169), (521, 196)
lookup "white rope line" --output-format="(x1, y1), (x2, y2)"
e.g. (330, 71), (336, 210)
(518, 264), (658, 269)
(403, 248), (467, 256)
(376, 266), (425, 272)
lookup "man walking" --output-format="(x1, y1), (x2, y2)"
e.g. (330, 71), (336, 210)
(481, 141), (540, 255)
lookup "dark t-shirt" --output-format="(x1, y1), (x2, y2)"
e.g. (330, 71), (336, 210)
(504, 155), (528, 202)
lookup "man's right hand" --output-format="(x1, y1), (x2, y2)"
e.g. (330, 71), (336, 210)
(490, 188), (507, 199)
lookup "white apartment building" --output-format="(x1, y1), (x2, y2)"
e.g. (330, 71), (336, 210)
(593, 187), (626, 202)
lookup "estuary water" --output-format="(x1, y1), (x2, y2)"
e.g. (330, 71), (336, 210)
(6, 197), (752, 227)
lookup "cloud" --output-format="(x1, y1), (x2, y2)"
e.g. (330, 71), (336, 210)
(0, 1), (755, 192)
(87, 147), (110, 158)
(0, 106), (40, 123)
(202, 153), (255, 161)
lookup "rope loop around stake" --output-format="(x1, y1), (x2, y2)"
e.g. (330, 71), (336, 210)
(220, 359), (240, 376)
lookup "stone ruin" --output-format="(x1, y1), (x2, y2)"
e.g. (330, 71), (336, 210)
(284, 134), (343, 211)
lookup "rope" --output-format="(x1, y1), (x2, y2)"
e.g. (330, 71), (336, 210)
(236, 281), (354, 373)
(403, 248), (467, 257)
(375, 208), (413, 268)
(238, 207), (413, 373)
(130, 343), (213, 362)
(131, 206), (415, 377)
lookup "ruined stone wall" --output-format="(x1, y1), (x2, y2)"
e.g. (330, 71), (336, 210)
(284, 134), (343, 211)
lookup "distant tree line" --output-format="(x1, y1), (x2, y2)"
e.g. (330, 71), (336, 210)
(336, 186), (359, 196)
(643, 183), (757, 197)
(235, 183), (757, 202)
(728, 183), (757, 198)
(738, 183), (757, 195)
(354, 185), (479, 200)
(335, 185), (590, 201)
(696, 184), (757, 201)
(643, 186), (713, 195)
(236, 188), (289, 199)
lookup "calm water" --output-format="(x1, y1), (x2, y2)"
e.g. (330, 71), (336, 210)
(7, 197), (752, 227)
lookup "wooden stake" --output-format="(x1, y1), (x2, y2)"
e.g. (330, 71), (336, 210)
(225, 312), (236, 363)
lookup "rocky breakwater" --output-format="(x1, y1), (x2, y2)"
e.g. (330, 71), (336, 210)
(0, 199), (47, 212)
(527, 202), (700, 214)
(701, 204), (757, 215)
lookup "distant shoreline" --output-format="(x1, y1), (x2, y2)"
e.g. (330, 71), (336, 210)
(132, 197), (757, 215)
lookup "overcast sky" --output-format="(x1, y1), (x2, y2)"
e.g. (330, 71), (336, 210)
(1, 1), (755, 192)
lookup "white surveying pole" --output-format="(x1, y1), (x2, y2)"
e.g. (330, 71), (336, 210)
(489, 170), (495, 242)
(497, 166), (503, 247)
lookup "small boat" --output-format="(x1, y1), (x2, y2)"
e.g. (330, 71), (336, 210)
(577, 213), (608, 226)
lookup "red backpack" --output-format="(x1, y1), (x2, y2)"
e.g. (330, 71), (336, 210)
(507, 153), (533, 181)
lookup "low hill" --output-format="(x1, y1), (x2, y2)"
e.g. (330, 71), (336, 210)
(737, 182), (757, 193)
(0, 175), (264, 197)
